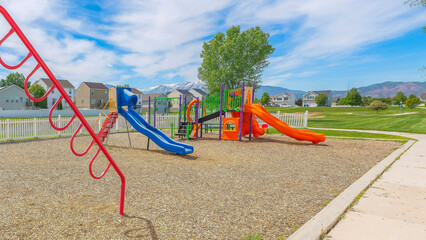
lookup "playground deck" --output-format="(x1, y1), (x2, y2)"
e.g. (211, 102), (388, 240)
(0, 133), (402, 239)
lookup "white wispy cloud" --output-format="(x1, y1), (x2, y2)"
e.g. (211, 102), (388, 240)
(0, 0), (425, 89)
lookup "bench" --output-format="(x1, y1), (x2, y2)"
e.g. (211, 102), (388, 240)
(203, 123), (234, 133)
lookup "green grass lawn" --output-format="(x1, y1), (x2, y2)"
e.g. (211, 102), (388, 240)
(265, 106), (426, 134)
(267, 128), (413, 141)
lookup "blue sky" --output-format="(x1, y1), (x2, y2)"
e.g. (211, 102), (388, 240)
(0, 0), (425, 91)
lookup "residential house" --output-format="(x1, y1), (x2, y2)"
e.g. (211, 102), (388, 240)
(303, 90), (333, 107)
(131, 88), (143, 113)
(270, 93), (295, 107)
(142, 93), (169, 113)
(332, 97), (341, 107)
(0, 85), (32, 110)
(188, 88), (207, 100)
(167, 89), (194, 111)
(33, 78), (75, 110)
(75, 82), (109, 109)
(421, 93), (426, 104)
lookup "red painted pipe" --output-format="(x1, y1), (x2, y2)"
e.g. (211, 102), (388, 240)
(0, 6), (126, 215)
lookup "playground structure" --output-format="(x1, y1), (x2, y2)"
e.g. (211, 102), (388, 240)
(110, 87), (193, 155)
(171, 82), (326, 144)
(0, 6), (127, 215)
(0, 5), (324, 217)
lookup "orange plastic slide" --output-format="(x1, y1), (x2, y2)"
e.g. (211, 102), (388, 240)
(244, 104), (326, 144)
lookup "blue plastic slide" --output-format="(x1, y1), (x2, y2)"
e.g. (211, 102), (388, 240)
(116, 87), (193, 155)
(120, 107), (194, 155)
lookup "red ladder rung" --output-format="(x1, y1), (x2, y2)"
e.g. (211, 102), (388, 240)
(49, 96), (77, 131)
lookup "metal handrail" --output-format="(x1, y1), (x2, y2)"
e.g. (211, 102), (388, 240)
(0, 6), (126, 215)
(93, 99), (112, 131)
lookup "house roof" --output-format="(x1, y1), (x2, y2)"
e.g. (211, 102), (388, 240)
(270, 92), (293, 98)
(0, 84), (29, 95)
(35, 78), (75, 89)
(421, 93), (426, 98)
(131, 88), (143, 94)
(172, 89), (192, 95)
(83, 82), (108, 90)
(190, 88), (207, 96)
(142, 93), (165, 101)
(313, 90), (331, 95)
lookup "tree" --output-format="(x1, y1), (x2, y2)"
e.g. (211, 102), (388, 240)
(404, 97), (421, 109)
(315, 93), (328, 106)
(405, 0), (426, 7)
(408, 94), (417, 99)
(0, 72), (29, 89)
(368, 100), (389, 114)
(28, 85), (47, 109)
(337, 97), (347, 105)
(392, 92), (407, 105)
(198, 25), (275, 94)
(361, 96), (372, 106)
(253, 97), (260, 104)
(295, 98), (303, 106)
(260, 92), (270, 106)
(344, 88), (362, 106)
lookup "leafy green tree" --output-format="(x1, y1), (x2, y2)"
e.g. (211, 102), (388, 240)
(260, 92), (270, 106)
(405, 0), (426, 7)
(368, 100), (389, 114)
(253, 97), (260, 104)
(198, 25), (275, 94)
(404, 97), (421, 109)
(408, 94), (417, 99)
(392, 92), (407, 105)
(28, 85), (47, 109)
(315, 93), (328, 106)
(295, 98), (303, 106)
(370, 97), (391, 105)
(0, 72), (29, 89)
(344, 88), (362, 106)
(361, 96), (372, 106)
(337, 97), (347, 105)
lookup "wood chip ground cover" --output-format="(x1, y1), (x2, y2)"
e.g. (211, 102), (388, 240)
(0, 132), (401, 239)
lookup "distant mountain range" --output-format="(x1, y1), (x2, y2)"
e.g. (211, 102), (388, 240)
(332, 81), (426, 98)
(140, 81), (205, 94)
(140, 80), (426, 99)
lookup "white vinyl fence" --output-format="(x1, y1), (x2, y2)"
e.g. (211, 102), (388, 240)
(0, 111), (308, 141)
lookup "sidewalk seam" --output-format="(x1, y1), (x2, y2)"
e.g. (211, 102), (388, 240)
(286, 139), (415, 240)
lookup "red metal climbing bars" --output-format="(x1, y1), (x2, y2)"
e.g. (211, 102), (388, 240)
(0, 5), (126, 215)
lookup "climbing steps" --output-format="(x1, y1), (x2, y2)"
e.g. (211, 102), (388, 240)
(0, 6), (126, 215)
(98, 112), (118, 142)
(176, 121), (194, 138)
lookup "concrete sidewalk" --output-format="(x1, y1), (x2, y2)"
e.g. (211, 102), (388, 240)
(323, 129), (426, 240)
